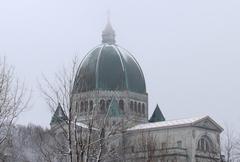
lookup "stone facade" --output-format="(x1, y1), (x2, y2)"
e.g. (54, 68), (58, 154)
(50, 20), (225, 162)
(124, 116), (223, 162)
(72, 90), (148, 124)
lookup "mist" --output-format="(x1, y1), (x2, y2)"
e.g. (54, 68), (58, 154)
(0, 0), (239, 129)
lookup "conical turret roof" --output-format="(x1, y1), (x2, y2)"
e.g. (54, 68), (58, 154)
(149, 104), (165, 122)
(50, 103), (68, 125)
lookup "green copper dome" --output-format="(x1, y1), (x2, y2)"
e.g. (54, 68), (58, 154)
(74, 44), (146, 94)
(73, 21), (146, 94)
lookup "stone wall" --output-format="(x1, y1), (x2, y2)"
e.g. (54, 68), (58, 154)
(72, 90), (148, 125)
(125, 124), (221, 162)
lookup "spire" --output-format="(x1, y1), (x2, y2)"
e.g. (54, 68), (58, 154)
(149, 104), (165, 123)
(102, 11), (116, 44)
(50, 103), (68, 126)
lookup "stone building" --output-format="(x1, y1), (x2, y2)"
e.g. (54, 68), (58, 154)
(51, 20), (224, 162)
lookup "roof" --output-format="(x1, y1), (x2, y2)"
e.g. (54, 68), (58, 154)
(76, 122), (99, 131)
(50, 103), (68, 125)
(128, 115), (223, 132)
(149, 105), (165, 122)
(73, 44), (146, 94)
(75, 122), (89, 129)
(73, 21), (146, 94)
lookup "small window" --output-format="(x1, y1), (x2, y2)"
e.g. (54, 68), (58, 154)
(84, 101), (88, 112)
(106, 100), (111, 110)
(119, 100), (124, 111)
(131, 146), (134, 153)
(162, 142), (166, 149)
(89, 100), (93, 112)
(100, 100), (106, 113)
(80, 102), (84, 112)
(134, 102), (137, 112)
(177, 141), (182, 148)
(138, 103), (141, 113)
(142, 103), (145, 114)
(130, 101), (133, 111)
(76, 102), (79, 113)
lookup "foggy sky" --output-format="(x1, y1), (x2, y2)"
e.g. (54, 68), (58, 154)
(0, 0), (239, 129)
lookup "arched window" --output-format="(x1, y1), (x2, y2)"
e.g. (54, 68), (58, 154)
(119, 100), (124, 111)
(130, 101), (133, 111)
(138, 103), (141, 113)
(100, 100), (105, 113)
(80, 102), (84, 112)
(142, 103), (145, 114)
(76, 102), (79, 113)
(84, 101), (88, 112)
(89, 100), (93, 112)
(106, 99), (111, 110)
(134, 102), (137, 113)
(197, 136), (212, 152)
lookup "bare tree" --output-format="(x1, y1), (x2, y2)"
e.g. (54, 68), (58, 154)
(65, 96), (127, 162)
(134, 131), (158, 162)
(234, 136), (240, 161)
(230, 132), (240, 162)
(39, 57), (127, 162)
(32, 126), (58, 162)
(205, 143), (222, 162)
(0, 57), (30, 153)
(39, 57), (78, 162)
(222, 126), (237, 162)
(1, 124), (67, 162)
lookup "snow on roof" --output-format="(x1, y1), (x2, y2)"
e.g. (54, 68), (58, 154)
(76, 122), (88, 129)
(128, 115), (208, 131)
(75, 122), (99, 131)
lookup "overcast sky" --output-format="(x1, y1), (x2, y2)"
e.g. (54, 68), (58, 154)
(0, 0), (239, 129)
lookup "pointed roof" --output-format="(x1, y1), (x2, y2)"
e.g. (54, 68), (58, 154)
(102, 15), (115, 44)
(50, 103), (68, 125)
(107, 98), (122, 117)
(149, 104), (165, 123)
